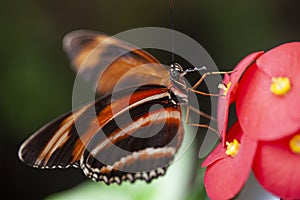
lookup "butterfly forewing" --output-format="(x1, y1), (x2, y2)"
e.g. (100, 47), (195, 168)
(63, 30), (170, 96)
(19, 85), (184, 184)
(18, 103), (93, 169)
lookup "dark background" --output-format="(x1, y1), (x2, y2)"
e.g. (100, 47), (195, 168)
(0, 0), (299, 199)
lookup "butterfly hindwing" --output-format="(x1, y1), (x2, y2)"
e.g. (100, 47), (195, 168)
(80, 85), (184, 184)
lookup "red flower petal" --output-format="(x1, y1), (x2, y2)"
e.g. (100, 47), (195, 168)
(218, 52), (264, 145)
(230, 51), (264, 85)
(256, 42), (300, 125)
(201, 142), (228, 167)
(203, 123), (257, 200)
(236, 61), (300, 140)
(217, 73), (231, 145)
(253, 132), (300, 199)
(202, 122), (244, 167)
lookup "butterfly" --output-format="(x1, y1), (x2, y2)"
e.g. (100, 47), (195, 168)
(18, 30), (215, 185)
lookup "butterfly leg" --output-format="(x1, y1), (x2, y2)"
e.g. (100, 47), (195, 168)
(192, 71), (234, 89)
(184, 105), (218, 134)
(188, 71), (234, 96)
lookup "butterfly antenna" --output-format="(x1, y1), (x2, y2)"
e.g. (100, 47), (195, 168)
(169, 0), (175, 64)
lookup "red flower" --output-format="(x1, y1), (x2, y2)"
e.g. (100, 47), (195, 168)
(236, 42), (300, 140)
(217, 51), (263, 145)
(253, 132), (300, 199)
(202, 122), (257, 200)
(203, 42), (300, 200)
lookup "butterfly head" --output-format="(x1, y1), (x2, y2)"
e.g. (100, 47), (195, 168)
(169, 63), (189, 104)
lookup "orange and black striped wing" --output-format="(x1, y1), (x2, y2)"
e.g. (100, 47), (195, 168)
(80, 85), (184, 184)
(18, 103), (93, 169)
(18, 85), (184, 184)
(63, 30), (170, 96)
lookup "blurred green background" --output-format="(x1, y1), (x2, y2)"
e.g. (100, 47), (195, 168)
(0, 0), (299, 199)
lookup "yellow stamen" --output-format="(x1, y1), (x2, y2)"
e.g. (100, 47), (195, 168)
(225, 139), (240, 157)
(289, 135), (300, 154)
(218, 82), (232, 98)
(270, 77), (291, 96)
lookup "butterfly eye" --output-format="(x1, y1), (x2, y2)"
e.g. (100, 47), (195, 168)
(170, 63), (184, 73)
